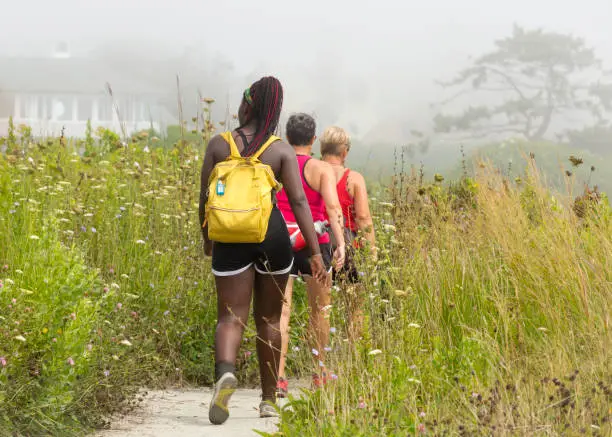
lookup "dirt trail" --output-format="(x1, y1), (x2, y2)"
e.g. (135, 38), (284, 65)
(95, 388), (279, 437)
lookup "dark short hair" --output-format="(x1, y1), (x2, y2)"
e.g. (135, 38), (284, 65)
(285, 113), (316, 146)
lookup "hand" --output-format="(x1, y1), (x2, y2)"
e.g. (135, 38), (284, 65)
(333, 245), (346, 271)
(204, 239), (213, 257)
(309, 253), (330, 286)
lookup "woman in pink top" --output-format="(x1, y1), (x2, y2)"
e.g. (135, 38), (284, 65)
(275, 113), (345, 395)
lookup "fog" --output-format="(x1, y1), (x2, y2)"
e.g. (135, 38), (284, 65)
(1, 0), (611, 148)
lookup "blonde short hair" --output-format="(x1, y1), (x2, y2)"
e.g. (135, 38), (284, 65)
(320, 126), (351, 157)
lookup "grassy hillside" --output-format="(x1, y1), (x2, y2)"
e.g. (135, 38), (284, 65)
(0, 130), (610, 436)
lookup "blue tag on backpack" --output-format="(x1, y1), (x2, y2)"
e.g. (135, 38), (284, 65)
(216, 179), (225, 196)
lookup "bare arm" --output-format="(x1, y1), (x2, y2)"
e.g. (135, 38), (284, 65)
(198, 135), (225, 243)
(352, 171), (376, 253)
(319, 164), (345, 250)
(280, 146), (321, 256)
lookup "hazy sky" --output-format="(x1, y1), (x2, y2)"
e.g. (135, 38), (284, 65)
(2, 0), (611, 139)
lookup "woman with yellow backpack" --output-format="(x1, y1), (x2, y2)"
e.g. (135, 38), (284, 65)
(199, 76), (328, 425)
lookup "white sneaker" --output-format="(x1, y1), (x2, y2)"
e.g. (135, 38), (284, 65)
(208, 372), (238, 425)
(259, 401), (279, 418)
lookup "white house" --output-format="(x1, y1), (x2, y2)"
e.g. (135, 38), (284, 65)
(0, 43), (176, 138)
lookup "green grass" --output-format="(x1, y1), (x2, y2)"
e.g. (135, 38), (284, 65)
(0, 127), (611, 436)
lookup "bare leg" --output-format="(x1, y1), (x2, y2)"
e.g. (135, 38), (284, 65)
(346, 284), (365, 342)
(253, 272), (289, 402)
(278, 277), (294, 380)
(209, 268), (255, 425)
(214, 269), (255, 371)
(305, 276), (331, 370)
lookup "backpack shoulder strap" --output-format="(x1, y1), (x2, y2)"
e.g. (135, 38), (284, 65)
(220, 131), (241, 158)
(251, 135), (281, 160)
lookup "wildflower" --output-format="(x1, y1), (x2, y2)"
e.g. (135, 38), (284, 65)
(91, 227), (97, 233)
(109, 267), (115, 274)
(177, 276), (183, 281)
(136, 240), (146, 245)
(0, 357), (7, 367)
(11, 298), (17, 304)
(112, 355), (119, 360)
(407, 378), (422, 384)
(379, 202), (394, 207)
(368, 349), (382, 356)
(52, 337), (57, 342)
(29, 235), (40, 240)
(116, 214), (122, 219)
(80, 226), (87, 232)
(330, 327), (337, 334)
(312, 348), (319, 356)
(330, 373), (338, 380)
(358, 397), (366, 409)
(103, 287), (109, 293)
(321, 304), (332, 312)
(120, 274), (129, 279)
(14, 335), (26, 342)
(87, 344), (93, 351)
(9, 209), (16, 214)
(417, 423), (426, 434)
(292, 346), (300, 352)
(5, 279), (14, 285)
(143, 146), (150, 153)
(419, 411), (426, 418)
(42, 327), (48, 334)
(394, 289), (408, 297)
(67, 357), (75, 366)
(2, 265), (7, 270)
(408, 323), (421, 329)
(319, 360), (324, 367)
(120, 339), (132, 346)
(244, 351), (252, 358)
(163, 310), (170, 316)
(324, 346), (332, 352)
(119, 206), (126, 212)
(70, 312), (76, 320)
(111, 283), (120, 289)
(383, 224), (396, 232)
(150, 283), (155, 289)
(130, 311), (138, 318)
(103, 370), (110, 377)
(116, 302), (123, 310)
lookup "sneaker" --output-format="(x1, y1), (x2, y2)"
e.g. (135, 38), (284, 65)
(312, 372), (333, 389)
(312, 373), (324, 388)
(276, 377), (289, 398)
(259, 401), (279, 418)
(208, 372), (238, 425)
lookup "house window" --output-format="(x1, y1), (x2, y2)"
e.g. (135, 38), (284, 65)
(0, 93), (14, 118)
(78, 96), (93, 121)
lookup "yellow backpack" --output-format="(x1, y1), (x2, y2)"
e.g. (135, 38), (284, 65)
(204, 131), (282, 244)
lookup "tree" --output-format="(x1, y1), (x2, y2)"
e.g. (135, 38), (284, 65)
(433, 25), (612, 142)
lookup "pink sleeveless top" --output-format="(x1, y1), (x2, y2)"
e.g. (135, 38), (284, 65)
(276, 155), (330, 244)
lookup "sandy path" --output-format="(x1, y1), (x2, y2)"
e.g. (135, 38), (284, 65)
(95, 388), (280, 437)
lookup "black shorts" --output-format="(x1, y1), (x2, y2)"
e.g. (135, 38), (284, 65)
(291, 243), (333, 277)
(332, 230), (360, 283)
(211, 207), (293, 276)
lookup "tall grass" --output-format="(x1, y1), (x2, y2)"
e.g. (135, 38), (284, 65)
(0, 126), (610, 436)
(272, 157), (611, 436)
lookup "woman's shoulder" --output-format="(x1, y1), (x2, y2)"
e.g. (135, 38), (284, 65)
(347, 168), (366, 188)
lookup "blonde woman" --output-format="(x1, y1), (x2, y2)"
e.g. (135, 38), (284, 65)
(321, 126), (376, 340)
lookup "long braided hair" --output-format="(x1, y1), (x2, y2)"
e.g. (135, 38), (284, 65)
(240, 76), (284, 157)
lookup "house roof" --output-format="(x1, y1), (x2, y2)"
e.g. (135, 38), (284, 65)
(0, 56), (169, 96)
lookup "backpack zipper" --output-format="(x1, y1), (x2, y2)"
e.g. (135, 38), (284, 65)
(209, 206), (260, 213)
